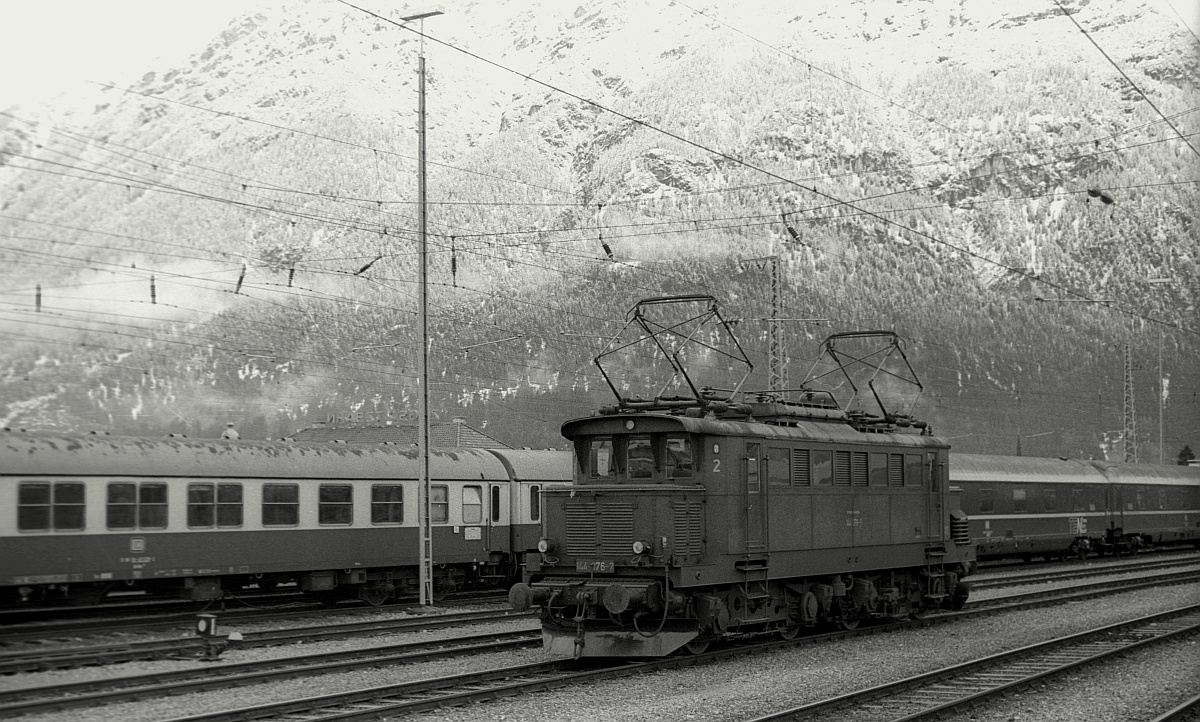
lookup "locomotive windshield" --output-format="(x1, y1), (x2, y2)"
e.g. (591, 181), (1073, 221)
(582, 433), (693, 483)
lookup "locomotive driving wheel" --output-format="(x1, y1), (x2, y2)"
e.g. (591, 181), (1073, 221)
(778, 625), (801, 640)
(836, 617), (861, 631)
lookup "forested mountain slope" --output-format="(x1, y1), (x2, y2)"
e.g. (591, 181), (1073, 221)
(0, 0), (1196, 457)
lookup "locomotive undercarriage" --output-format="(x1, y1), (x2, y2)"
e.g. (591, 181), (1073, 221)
(514, 565), (969, 657)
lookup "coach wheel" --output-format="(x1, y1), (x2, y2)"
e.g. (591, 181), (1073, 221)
(909, 606), (926, 621)
(360, 582), (393, 607)
(836, 617), (861, 631)
(683, 638), (711, 655)
(432, 581), (450, 602)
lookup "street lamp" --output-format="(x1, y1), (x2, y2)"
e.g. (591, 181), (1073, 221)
(401, 5), (444, 607)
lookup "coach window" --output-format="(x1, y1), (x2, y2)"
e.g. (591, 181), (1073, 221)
(431, 485), (449, 523)
(529, 485), (541, 521)
(17, 482), (51, 531)
(590, 438), (614, 479)
(1159, 489), (1168, 509)
(262, 483), (300, 526)
(768, 447), (791, 488)
(979, 489), (994, 513)
(188, 484), (216, 528)
(628, 435), (653, 479)
(217, 484), (243, 527)
(1013, 488), (1027, 513)
(107, 483), (137, 529)
(904, 454), (923, 487)
(22, 482), (86, 532)
(463, 485), (483, 524)
(371, 484), (404, 524)
(319, 484), (353, 525)
(1044, 489), (1057, 512)
(812, 449), (833, 486)
(869, 453), (888, 487)
(17, 482), (83, 532)
(666, 436), (693, 480)
(1136, 490), (1146, 510)
(1071, 487), (1084, 512)
(139, 484), (168, 528)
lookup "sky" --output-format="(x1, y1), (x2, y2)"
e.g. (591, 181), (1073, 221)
(0, 1), (258, 107)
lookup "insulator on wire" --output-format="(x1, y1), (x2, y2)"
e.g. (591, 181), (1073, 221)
(354, 255), (383, 276)
(150, 275), (157, 305)
(35, 284), (41, 312)
(787, 225), (801, 242)
(235, 264), (246, 294)
(287, 266), (295, 287)
(598, 203), (614, 261)
(451, 236), (458, 287)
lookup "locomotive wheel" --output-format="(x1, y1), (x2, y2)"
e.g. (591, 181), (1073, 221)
(431, 582), (450, 602)
(683, 639), (711, 655)
(778, 625), (801, 640)
(360, 582), (393, 607)
(836, 617), (861, 631)
(909, 607), (926, 621)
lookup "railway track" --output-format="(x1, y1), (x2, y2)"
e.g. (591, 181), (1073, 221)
(747, 605), (1200, 721)
(968, 554), (1200, 590)
(0, 607), (532, 674)
(0, 590), (507, 644)
(7, 569), (1195, 721)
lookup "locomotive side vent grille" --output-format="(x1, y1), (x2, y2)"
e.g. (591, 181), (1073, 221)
(950, 513), (971, 546)
(792, 449), (811, 486)
(834, 451), (851, 486)
(565, 502), (598, 556)
(851, 451), (869, 486)
(599, 503), (635, 555)
(673, 501), (703, 556)
(888, 454), (904, 487)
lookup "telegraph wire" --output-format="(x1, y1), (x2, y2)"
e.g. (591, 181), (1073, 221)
(1051, 0), (1200, 160)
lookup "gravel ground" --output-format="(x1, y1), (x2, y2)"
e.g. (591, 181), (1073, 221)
(426, 582), (1200, 722)
(5, 581), (1198, 722)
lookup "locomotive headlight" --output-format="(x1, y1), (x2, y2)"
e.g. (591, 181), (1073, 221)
(537, 538), (555, 554)
(632, 539), (652, 555)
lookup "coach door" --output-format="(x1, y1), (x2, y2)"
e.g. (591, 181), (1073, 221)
(745, 443), (767, 552)
(1106, 482), (1125, 534)
(927, 452), (943, 540)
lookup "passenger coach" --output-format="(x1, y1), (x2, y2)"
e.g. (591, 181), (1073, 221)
(952, 454), (1200, 562)
(0, 431), (570, 605)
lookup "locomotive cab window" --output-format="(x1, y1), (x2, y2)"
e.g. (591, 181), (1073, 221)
(18, 481), (85, 532)
(319, 484), (353, 525)
(589, 437), (614, 479)
(627, 435), (653, 479)
(665, 436), (693, 479)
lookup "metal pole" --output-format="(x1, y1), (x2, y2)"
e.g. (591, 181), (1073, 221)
(1158, 326), (1163, 464)
(416, 24), (433, 607)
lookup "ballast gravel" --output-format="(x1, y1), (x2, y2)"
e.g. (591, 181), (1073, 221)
(5, 581), (1199, 722)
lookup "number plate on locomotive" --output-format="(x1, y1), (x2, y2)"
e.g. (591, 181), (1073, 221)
(576, 560), (615, 573)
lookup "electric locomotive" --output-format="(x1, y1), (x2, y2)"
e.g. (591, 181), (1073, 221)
(510, 296), (973, 657)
